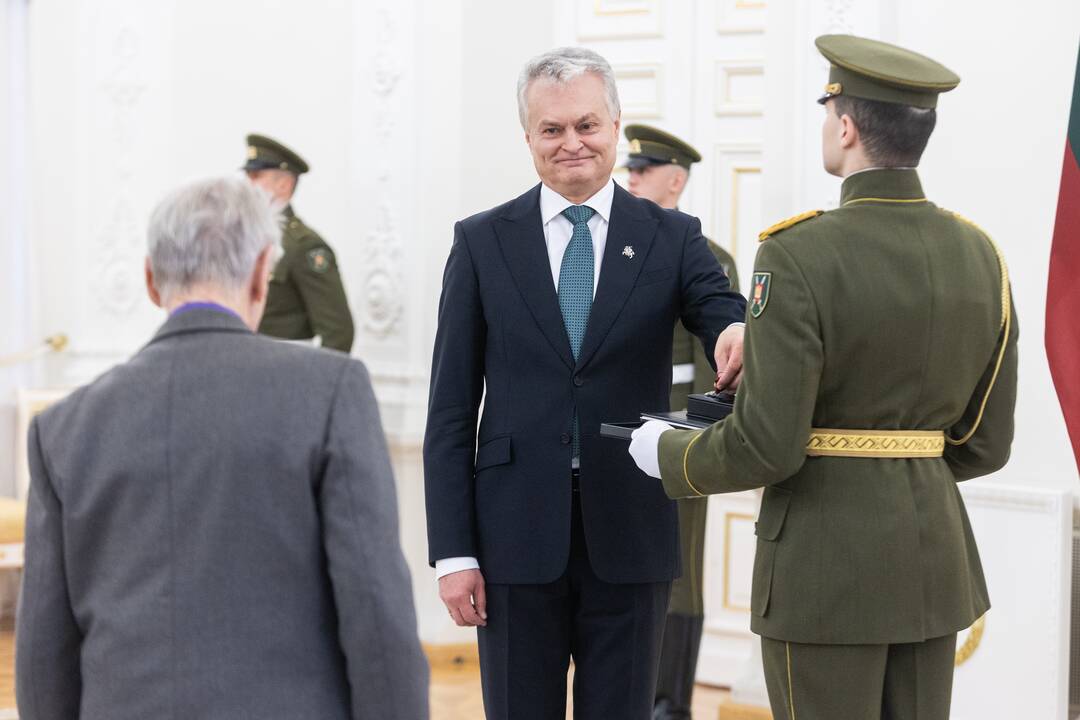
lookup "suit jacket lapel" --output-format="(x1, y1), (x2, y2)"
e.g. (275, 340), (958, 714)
(495, 185), (575, 370)
(576, 185), (657, 370)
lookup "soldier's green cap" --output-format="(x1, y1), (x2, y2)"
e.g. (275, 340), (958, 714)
(623, 124), (702, 171)
(815, 35), (960, 109)
(243, 134), (310, 175)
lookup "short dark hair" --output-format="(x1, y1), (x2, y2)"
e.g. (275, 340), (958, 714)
(831, 96), (937, 167)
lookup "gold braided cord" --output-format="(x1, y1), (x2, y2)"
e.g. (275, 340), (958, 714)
(681, 431), (706, 497)
(945, 212), (1011, 447)
(806, 429), (945, 458)
(785, 642), (797, 720)
(955, 615), (986, 667)
(841, 196), (928, 206)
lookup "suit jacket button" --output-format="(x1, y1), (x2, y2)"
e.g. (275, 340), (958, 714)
(560, 433), (571, 444)
(573, 375), (583, 387)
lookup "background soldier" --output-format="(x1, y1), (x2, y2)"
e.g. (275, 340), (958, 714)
(624, 123), (742, 720)
(629, 35), (1018, 719)
(244, 134), (355, 353)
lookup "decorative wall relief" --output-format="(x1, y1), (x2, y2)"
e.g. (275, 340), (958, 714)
(361, 200), (404, 338)
(90, 21), (147, 318)
(360, 3), (405, 339)
(823, 0), (855, 35)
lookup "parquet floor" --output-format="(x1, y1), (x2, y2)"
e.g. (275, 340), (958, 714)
(0, 622), (14, 716)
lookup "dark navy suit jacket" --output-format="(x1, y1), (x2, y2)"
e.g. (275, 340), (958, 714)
(424, 183), (746, 585)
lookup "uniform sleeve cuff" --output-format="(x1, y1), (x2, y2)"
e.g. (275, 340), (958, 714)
(658, 429), (706, 499)
(435, 556), (480, 579)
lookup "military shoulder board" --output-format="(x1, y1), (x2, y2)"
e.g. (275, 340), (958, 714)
(757, 210), (823, 242)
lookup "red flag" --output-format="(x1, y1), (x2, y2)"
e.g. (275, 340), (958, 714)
(1047, 42), (1080, 476)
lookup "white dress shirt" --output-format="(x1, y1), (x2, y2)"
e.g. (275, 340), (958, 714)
(539, 178), (615, 295)
(436, 180), (616, 580)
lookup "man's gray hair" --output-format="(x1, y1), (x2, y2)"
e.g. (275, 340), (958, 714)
(517, 47), (621, 129)
(147, 176), (281, 302)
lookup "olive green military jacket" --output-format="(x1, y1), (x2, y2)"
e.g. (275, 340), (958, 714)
(258, 206), (355, 353)
(670, 241), (741, 409)
(658, 169), (1018, 645)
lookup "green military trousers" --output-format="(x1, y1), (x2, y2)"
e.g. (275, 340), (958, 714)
(761, 633), (957, 720)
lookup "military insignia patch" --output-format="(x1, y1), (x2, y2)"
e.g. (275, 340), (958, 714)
(307, 248), (331, 273)
(749, 272), (771, 318)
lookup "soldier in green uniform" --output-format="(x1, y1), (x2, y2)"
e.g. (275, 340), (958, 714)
(627, 35), (1018, 719)
(244, 134), (355, 353)
(624, 123), (742, 720)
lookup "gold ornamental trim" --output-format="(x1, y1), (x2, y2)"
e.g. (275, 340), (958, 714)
(955, 615), (986, 667)
(681, 431), (706, 497)
(943, 211), (1012, 448)
(806, 429), (945, 458)
(758, 209), (823, 242)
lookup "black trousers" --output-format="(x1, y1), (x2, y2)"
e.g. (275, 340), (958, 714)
(477, 483), (672, 720)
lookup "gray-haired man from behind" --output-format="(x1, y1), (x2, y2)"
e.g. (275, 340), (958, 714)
(16, 176), (429, 720)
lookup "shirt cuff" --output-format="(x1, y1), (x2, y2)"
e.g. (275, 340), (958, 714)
(729, 322), (746, 329)
(435, 556), (480, 579)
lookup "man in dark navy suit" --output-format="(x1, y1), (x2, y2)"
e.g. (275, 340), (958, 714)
(423, 47), (747, 720)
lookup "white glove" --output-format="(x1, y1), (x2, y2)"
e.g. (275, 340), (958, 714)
(629, 420), (674, 479)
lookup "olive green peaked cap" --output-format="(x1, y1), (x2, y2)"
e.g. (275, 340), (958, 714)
(815, 35), (960, 109)
(623, 124), (702, 170)
(244, 134), (310, 175)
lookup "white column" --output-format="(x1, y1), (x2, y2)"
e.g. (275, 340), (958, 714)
(0, 0), (31, 498)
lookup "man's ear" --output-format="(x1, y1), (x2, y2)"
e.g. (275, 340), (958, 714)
(670, 168), (688, 195)
(250, 246), (275, 304)
(283, 173), (298, 198)
(145, 257), (163, 308)
(839, 112), (860, 150)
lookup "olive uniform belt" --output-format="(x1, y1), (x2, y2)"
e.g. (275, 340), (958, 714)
(806, 429), (945, 458)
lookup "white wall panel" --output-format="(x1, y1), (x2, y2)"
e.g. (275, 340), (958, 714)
(576, 0), (663, 40)
(612, 63), (664, 118)
(713, 60), (765, 116)
(711, 144), (763, 285)
(716, 0), (765, 35)
(955, 483), (1072, 719)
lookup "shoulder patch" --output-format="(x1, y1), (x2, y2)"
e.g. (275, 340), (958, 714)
(306, 247), (333, 274)
(758, 210), (824, 242)
(749, 272), (772, 318)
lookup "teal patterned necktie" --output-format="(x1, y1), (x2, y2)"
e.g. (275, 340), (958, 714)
(558, 205), (596, 358)
(558, 204), (595, 457)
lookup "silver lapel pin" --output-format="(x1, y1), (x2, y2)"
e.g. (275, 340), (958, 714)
(622, 245), (635, 259)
